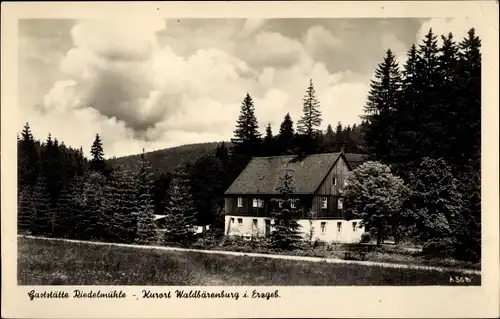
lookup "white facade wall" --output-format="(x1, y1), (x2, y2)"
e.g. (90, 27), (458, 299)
(224, 215), (364, 244)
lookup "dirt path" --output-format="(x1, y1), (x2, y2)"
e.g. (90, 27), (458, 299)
(19, 235), (481, 275)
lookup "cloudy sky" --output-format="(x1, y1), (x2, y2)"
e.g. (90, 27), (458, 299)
(18, 17), (482, 158)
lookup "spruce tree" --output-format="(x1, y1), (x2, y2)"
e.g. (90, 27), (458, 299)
(30, 176), (53, 236)
(55, 176), (85, 239)
(105, 167), (138, 243)
(415, 29), (442, 158)
(269, 169), (303, 250)
(321, 124), (335, 153)
(363, 49), (402, 163)
(457, 28), (481, 169)
(18, 122), (40, 188)
(392, 44), (420, 175)
(230, 93), (262, 179)
(189, 154), (225, 228)
(297, 79), (322, 154)
(277, 113), (295, 155)
(215, 142), (231, 192)
(18, 186), (36, 234)
(263, 123), (275, 156)
(80, 171), (108, 240)
(164, 169), (197, 247)
(90, 134), (107, 174)
(134, 152), (158, 245)
(231, 93), (262, 152)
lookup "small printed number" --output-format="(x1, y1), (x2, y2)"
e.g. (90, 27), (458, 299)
(449, 276), (472, 283)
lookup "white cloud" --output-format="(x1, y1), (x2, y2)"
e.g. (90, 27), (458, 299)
(21, 19), (419, 158)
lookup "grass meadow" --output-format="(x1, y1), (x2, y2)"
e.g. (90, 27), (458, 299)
(17, 237), (480, 286)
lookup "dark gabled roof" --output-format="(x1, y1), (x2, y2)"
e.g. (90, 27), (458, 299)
(225, 153), (342, 195)
(344, 153), (369, 169)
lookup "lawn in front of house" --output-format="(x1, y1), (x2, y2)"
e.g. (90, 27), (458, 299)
(18, 237), (480, 286)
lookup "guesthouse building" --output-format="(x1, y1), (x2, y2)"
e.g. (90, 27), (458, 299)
(223, 152), (368, 243)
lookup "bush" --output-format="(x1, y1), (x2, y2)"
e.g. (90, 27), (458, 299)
(312, 239), (328, 249)
(360, 232), (371, 243)
(421, 237), (456, 258)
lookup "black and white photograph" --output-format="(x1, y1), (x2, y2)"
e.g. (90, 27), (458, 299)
(2, 1), (499, 318)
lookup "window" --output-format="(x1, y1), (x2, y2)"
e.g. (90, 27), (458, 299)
(321, 198), (328, 209)
(333, 177), (337, 185)
(291, 199), (297, 209)
(253, 198), (262, 207)
(320, 222), (327, 233)
(253, 198), (264, 208)
(338, 198), (344, 210)
(231, 218), (235, 223)
(352, 221), (357, 232)
(278, 200), (283, 208)
(237, 218), (243, 225)
(252, 219), (258, 228)
(337, 221), (342, 232)
(237, 197), (243, 208)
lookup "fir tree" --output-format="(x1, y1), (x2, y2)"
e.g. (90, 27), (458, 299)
(90, 134), (107, 174)
(262, 123), (275, 156)
(415, 29), (442, 158)
(456, 28), (481, 169)
(231, 93), (262, 152)
(55, 176), (85, 239)
(81, 171), (108, 240)
(363, 49), (402, 163)
(321, 124), (335, 153)
(189, 154), (225, 228)
(230, 93), (262, 180)
(277, 113), (295, 155)
(297, 79), (322, 154)
(105, 167), (138, 243)
(30, 176), (53, 236)
(269, 169), (303, 250)
(134, 152), (158, 245)
(392, 44), (420, 175)
(164, 169), (197, 247)
(18, 122), (40, 188)
(18, 186), (36, 234)
(297, 79), (322, 136)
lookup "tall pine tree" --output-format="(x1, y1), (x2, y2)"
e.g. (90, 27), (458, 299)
(164, 169), (197, 247)
(134, 151), (158, 245)
(230, 93), (262, 180)
(277, 113), (295, 155)
(262, 123), (275, 156)
(30, 176), (53, 236)
(105, 167), (138, 243)
(363, 49), (402, 163)
(90, 134), (107, 175)
(297, 79), (322, 154)
(18, 122), (40, 188)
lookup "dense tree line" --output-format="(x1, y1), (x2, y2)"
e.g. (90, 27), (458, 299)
(346, 28), (482, 261)
(17, 126), (196, 245)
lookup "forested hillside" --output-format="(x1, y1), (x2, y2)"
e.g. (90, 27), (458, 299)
(108, 142), (225, 175)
